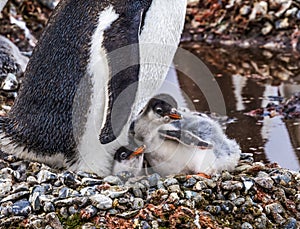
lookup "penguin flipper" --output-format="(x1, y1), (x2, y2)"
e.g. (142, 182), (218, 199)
(99, 7), (148, 144)
(158, 129), (213, 149)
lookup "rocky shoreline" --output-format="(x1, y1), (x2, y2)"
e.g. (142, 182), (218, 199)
(184, 0), (300, 51)
(0, 152), (299, 228)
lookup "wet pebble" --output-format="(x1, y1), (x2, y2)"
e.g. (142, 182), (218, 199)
(43, 202), (55, 212)
(102, 186), (129, 199)
(82, 177), (102, 186)
(241, 222), (253, 229)
(103, 176), (123, 185)
(12, 199), (31, 216)
(147, 173), (161, 187)
(163, 178), (178, 187)
(89, 194), (112, 210)
(193, 181), (207, 190)
(37, 170), (57, 184)
(221, 181), (243, 191)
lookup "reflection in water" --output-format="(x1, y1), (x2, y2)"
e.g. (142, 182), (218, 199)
(175, 43), (300, 171)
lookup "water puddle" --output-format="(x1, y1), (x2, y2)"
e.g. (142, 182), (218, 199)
(160, 43), (300, 171)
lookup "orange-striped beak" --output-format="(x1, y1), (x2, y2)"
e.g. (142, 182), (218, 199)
(129, 145), (146, 159)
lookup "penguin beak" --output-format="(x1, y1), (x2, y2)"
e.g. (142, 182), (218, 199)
(168, 110), (182, 120)
(130, 145), (146, 158)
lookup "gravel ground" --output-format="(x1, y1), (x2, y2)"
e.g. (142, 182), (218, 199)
(0, 152), (300, 228)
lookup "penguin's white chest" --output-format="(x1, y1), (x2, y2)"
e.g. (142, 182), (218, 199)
(71, 6), (120, 175)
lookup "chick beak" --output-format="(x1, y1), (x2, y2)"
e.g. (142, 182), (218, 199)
(168, 110), (182, 120)
(129, 145), (146, 159)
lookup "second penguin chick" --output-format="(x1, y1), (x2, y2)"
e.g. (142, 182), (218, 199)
(112, 144), (146, 177)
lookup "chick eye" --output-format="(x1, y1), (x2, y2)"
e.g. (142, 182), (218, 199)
(120, 152), (127, 160)
(155, 107), (163, 115)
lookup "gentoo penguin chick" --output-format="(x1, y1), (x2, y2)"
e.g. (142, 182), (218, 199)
(133, 95), (241, 176)
(0, 0), (187, 176)
(131, 93), (182, 149)
(112, 144), (146, 177)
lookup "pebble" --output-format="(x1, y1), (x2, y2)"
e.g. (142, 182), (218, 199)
(221, 181), (243, 191)
(132, 198), (144, 210)
(193, 181), (207, 190)
(1, 191), (29, 203)
(89, 194), (113, 210)
(46, 212), (63, 229)
(241, 222), (253, 229)
(81, 205), (98, 219)
(103, 176), (123, 185)
(254, 176), (274, 189)
(163, 178), (178, 187)
(12, 199), (31, 216)
(148, 173), (161, 187)
(37, 170), (58, 184)
(102, 186), (128, 198)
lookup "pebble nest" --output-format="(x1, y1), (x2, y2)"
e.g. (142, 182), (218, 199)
(0, 152), (299, 228)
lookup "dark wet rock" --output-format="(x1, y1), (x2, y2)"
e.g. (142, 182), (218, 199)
(163, 178), (178, 187)
(147, 173), (161, 187)
(37, 170), (58, 184)
(12, 199), (31, 216)
(37, 0), (59, 10)
(206, 205), (221, 215)
(43, 202), (55, 212)
(283, 217), (298, 229)
(183, 177), (197, 188)
(61, 171), (78, 188)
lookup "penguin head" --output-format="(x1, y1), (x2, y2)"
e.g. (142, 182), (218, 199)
(141, 94), (182, 125)
(114, 145), (146, 163)
(112, 144), (146, 176)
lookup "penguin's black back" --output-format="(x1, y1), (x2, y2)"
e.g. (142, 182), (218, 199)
(1, 0), (152, 160)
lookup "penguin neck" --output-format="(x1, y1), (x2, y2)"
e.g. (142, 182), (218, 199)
(133, 0), (187, 118)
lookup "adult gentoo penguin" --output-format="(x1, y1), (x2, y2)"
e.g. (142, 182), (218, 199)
(132, 94), (241, 176)
(0, 0), (187, 176)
